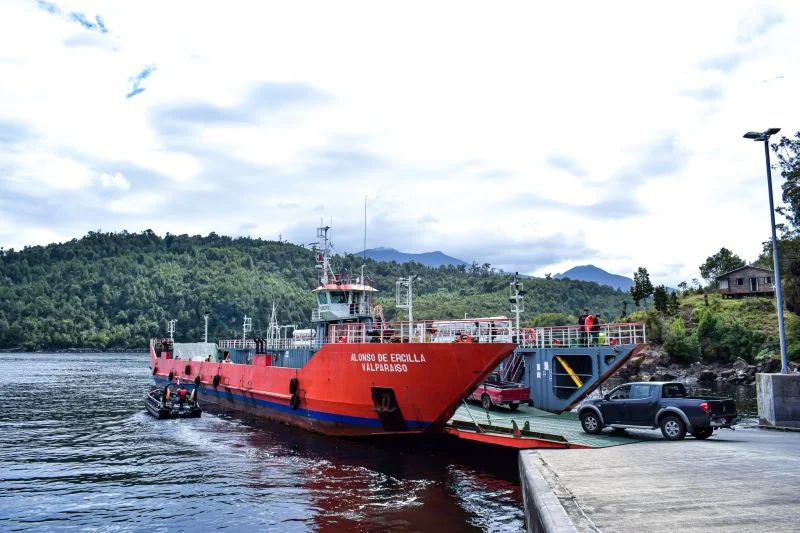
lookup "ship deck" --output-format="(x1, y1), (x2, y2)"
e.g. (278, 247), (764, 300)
(446, 402), (651, 449)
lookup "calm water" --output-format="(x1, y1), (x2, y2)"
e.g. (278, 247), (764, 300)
(0, 353), (524, 532)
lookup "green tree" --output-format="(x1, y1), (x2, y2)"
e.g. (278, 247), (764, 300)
(630, 267), (654, 307)
(772, 131), (800, 232)
(667, 292), (680, 315)
(653, 285), (669, 314)
(699, 247), (746, 285)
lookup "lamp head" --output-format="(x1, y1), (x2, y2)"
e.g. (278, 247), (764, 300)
(744, 128), (781, 141)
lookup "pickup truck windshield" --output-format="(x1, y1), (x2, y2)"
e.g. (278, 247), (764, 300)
(662, 383), (687, 398)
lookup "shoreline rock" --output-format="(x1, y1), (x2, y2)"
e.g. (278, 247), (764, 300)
(616, 346), (798, 386)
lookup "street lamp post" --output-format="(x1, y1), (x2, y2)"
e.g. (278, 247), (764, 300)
(744, 127), (788, 373)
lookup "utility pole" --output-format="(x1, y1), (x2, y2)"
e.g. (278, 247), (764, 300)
(743, 128), (787, 373)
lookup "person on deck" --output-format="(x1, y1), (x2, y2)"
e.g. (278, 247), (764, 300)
(593, 313), (602, 345)
(584, 312), (595, 346)
(578, 308), (589, 346)
(222, 352), (231, 364)
(178, 386), (188, 407)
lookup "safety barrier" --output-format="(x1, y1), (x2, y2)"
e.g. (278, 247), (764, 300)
(212, 321), (646, 351)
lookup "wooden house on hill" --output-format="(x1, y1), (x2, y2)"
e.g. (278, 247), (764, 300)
(715, 265), (775, 298)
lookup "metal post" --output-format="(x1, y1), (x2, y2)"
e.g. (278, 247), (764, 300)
(763, 140), (789, 373)
(408, 276), (413, 324)
(203, 314), (209, 343)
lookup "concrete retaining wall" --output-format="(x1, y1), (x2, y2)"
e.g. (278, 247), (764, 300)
(757, 373), (800, 428)
(518, 452), (577, 533)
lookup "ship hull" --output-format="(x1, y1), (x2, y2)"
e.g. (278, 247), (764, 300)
(150, 342), (515, 437)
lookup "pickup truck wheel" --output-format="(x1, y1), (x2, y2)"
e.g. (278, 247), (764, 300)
(580, 411), (602, 435)
(508, 402), (520, 411)
(692, 427), (713, 440)
(481, 394), (493, 411)
(660, 415), (687, 441)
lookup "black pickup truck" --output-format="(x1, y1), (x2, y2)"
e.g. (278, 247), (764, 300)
(578, 381), (737, 440)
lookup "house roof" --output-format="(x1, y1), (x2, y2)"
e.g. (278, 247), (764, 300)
(715, 265), (774, 279)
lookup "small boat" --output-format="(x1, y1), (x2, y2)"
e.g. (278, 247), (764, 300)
(144, 385), (202, 419)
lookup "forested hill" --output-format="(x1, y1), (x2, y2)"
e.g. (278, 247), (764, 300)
(0, 231), (633, 350)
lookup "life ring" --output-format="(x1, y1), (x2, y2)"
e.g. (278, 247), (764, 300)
(289, 377), (299, 395)
(290, 393), (300, 410)
(212, 374), (221, 388)
(168, 371), (174, 382)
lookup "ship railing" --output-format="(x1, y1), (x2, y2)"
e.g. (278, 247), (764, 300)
(329, 273), (374, 286)
(516, 322), (646, 349)
(326, 318), (516, 345)
(216, 321), (646, 350)
(218, 339), (256, 350)
(217, 338), (323, 351)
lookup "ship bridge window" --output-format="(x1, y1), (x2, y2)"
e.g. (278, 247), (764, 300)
(317, 293), (329, 305)
(329, 291), (347, 304)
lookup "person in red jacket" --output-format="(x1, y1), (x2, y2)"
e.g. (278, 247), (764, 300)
(178, 386), (188, 407)
(584, 313), (595, 346)
(577, 308), (589, 346)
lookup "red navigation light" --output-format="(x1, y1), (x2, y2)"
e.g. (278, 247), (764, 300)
(700, 402), (710, 414)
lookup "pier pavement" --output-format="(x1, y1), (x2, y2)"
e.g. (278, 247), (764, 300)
(519, 426), (800, 532)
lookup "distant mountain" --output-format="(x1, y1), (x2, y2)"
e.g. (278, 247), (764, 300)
(555, 265), (633, 291)
(355, 247), (467, 268)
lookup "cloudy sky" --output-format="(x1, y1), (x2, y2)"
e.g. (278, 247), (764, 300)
(1, 1), (798, 286)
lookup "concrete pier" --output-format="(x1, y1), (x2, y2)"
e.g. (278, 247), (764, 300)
(757, 373), (800, 428)
(519, 427), (800, 532)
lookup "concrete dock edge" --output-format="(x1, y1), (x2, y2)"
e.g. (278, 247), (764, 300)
(518, 452), (578, 533)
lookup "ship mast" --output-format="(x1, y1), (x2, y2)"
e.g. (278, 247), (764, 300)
(510, 273), (525, 341)
(315, 225), (335, 285)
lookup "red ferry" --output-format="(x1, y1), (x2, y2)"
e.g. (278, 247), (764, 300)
(150, 225), (516, 437)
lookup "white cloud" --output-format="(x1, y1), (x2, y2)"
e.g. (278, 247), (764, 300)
(99, 171), (130, 190)
(109, 192), (165, 215)
(1, 0), (799, 286)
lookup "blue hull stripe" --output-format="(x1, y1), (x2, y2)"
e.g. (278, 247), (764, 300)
(154, 377), (431, 430)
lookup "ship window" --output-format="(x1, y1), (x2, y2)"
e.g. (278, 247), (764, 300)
(329, 291), (347, 304)
(317, 293), (329, 304)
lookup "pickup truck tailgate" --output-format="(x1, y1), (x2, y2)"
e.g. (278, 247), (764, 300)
(708, 398), (737, 419)
(499, 387), (531, 402)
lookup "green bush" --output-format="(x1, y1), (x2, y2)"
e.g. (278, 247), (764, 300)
(740, 298), (774, 314)
(787, 342), (800, 362)
(663, 330), (700, 364)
